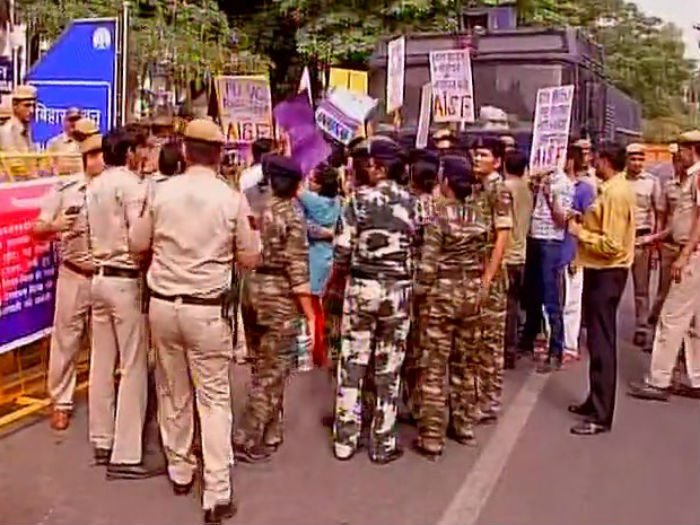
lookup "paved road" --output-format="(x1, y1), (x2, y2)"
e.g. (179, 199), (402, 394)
(1, 280), (698, 525)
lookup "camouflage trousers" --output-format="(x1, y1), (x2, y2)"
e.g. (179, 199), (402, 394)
(333, 277), (411, 460)
(402, 293), (429, 420)
(234, 275), (297, 449)
(478, 275), (507, 413)
(417, 275), (506, 452)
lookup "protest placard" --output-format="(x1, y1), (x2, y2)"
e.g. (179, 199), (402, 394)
(429, 49), (475, 123)
(0, 176), (68, 353)
(529, 85), (575, 172)
(415, 83), (432, 149)
(386, 36), (405, 114)
(315, 87), (377, 145)
(215, 75), (273, 144)
(328, 68), (368, 95)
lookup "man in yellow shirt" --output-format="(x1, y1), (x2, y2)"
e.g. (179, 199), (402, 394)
(567, 141), (635, 435)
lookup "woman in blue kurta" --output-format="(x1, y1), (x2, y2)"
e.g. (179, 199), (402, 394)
(298, 164), (342, 366)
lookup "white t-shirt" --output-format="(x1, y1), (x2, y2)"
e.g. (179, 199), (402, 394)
(239, 164), (263, 191)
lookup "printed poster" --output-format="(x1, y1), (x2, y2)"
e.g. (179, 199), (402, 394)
(386, 36), (405, 114)
(529, 85), (575, 172)
(429, 49), (475, 123)
(0, 177), (68, 353)
(215, 75), (273, 144)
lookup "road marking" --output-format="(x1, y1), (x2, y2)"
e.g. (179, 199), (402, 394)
(437, 372), (550, 525)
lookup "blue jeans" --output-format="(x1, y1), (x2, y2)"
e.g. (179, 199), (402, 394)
(520, 238), (564, 358)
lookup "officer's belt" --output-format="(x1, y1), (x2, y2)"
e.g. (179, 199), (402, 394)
(436, 268), (482, 279)
(96, 266), (140, 279)
(255, 267), (286, 277)
(351, 269), (410, 281)
(62, 260), (94, 278)
(150, 290), (223, 306)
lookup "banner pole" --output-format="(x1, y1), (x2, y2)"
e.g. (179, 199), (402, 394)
(120, 1), (129, 125)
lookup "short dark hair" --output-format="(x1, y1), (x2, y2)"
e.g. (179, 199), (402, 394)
(472, 136), (505, 160)
(184, 139), (222, 168)
(352, 156), (371, 187)
(597, 141), (627, 172)
(504, 151), (527, 177)
(412, 160), (439, 194)
(376, 157), (407, 184)
(102, 127), (148, 166)
(158, 141), (184, 176)
(314, 164), (340, 198)
(252, 138), (274, 164)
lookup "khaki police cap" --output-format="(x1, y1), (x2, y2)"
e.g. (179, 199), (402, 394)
(184, 118), (224, 144)
(678, 130), (700, 144)
(80, 133), (103, 155)
(573, 138), (591, 149)
(12, 84), (37, 101)
(74, 118), (99, 138)
(626, 143), (645, 155)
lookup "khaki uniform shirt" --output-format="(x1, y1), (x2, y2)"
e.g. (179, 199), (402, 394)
(46, 132), (82, 175)
(577, 172), (636, 269)
(626, 171), (661, 232)
(504, 176), (533, 265)
(659, 173), (698, 246)
(0, 117), (34, 152)
(130, 165), (260, 299)
(86, 166), (146, 270)
(37, 175), (93, 271)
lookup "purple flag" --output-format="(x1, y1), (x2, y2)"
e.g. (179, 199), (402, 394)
(274, 92), (331, 176)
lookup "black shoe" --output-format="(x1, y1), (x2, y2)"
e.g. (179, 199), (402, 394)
(627, 381), (670, 401)
(568, 403), (595, 417)
(412, 439), (442, 461)
(234, 444), (271, 464)
(172, 479), (193, 496)
(370, 447), (404, 465)
(537, 356), (562, 374)
(447, 427), (477, 446)
(673, 384), (700, 399)
(203, 500), (237, 525)
(106, 463), (160, 480)
(570, 420), (610, 436)
(93, 448), (112, 466)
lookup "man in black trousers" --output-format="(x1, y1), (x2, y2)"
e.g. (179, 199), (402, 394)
(566, 142), (636, 435)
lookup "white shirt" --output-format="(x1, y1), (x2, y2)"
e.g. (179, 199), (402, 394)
(239, 164), (263, 191)
(529, 169), (574, 241)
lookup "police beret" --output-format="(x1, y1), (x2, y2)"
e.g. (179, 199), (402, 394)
(411, 148), (440, 171)
(626, 143), (645, 155)
(80, 133), (103, 155)
(678, 130), (700, 144)
(369, 136), (406, 163)
(441, 154), (471, 180)
(74, 118), (99, 140)
(184, 118), (224, 144)
(12, 84), (37, 101)
(263, 154), (302, 181)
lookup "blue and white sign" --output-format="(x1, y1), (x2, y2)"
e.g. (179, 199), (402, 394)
(26, 18), (118, 149)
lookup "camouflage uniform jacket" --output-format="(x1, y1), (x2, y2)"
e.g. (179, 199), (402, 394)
(258, 195), (310, 292)
(334, 179), (416, 280)
(417, 176), (512, 289)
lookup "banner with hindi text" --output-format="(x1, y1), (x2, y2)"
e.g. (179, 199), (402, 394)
(529, 85), (575, 172)
(429, 49), (475, 123)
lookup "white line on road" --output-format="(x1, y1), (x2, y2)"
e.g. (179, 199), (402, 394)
(437, 372), (550, 525)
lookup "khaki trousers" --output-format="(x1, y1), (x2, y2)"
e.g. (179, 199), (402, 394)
(632, 245), (652, 334)
(649, 252), (700, 388)
(48, 266), (92, 409)
(88, 274), (147, 465)
(149, 298), (234, 511)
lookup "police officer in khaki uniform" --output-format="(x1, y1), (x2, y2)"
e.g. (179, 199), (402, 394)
(86, 127), (150, 478)
(629, 130), (700, 401)
(33, 133), (100, 431)
(73, 117), (99, 142)
(625, 143), (662, 347)
(0, 85), (36, 152)
(130, 119), (259, 525)
(47, 107), (82, 175)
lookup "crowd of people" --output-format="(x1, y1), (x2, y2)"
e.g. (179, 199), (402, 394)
(0, 78), (695, 524)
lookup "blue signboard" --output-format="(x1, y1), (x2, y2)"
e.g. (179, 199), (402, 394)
(26, 18), (118, 148)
